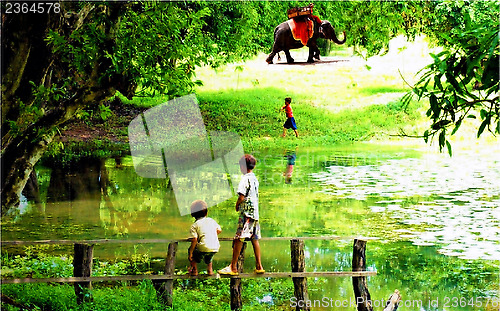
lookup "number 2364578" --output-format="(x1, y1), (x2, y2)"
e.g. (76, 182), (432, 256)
(439, 297), (499, 308)
(4, 2), (61, 14)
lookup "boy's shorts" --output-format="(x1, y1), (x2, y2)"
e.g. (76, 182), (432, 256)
(284, 117), (297, 130)
(234, 215), (261, 241)
(189, 248), (216, 264)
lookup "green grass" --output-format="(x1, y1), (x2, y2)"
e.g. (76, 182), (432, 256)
(118, 93), (170, 109)
(1, 279), (298, 311)
(113, 46), (427, 152)
(0, 251), (298, 311)
(1, 282), (168, 311)
(197, 87), (422, 151)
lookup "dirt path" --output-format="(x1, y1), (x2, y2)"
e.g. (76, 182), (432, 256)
(59, 98), (145, 144)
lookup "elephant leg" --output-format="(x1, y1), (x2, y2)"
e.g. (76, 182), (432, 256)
(284, 50), (294, 64)
(313, 47), (320, 60)
(266, 52), (276, 64)
(307, 47), (315, 63)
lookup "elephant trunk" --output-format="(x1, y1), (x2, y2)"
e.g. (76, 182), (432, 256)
(330, 31), (346, 45)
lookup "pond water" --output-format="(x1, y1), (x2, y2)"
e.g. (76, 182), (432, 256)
(2, 142), (499, 310)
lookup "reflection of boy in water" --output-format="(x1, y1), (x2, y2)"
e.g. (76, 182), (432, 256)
(284, 151), (296, 184)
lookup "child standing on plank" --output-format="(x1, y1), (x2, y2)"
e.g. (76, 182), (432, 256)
(188, 200), (222, 276)
(280, 97), (299, 138)
(218, 154), (265, 275)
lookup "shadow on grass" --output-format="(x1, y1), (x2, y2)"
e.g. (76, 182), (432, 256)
(271, 59), (350, 66)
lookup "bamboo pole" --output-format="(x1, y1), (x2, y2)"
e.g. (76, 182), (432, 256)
(230, 242), (247, 311)
(73, 243), (94, 304)
(0, 236), (378, 246)
(291, 239), (309, 311)
(352, 239), (374, 311)
(1, 271), (377, 284)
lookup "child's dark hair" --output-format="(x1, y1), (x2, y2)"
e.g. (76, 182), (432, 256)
(285, 97), (292, 104)
(191, 200), (208, 219)
(239, 154), (256, 172)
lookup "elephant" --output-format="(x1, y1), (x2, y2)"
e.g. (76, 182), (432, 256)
(266, 19), (346, 64)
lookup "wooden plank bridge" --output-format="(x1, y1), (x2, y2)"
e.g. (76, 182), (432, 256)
(1, 236), (401, 311)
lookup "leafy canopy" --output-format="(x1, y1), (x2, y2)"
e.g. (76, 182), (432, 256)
(406, 0), (499, 154)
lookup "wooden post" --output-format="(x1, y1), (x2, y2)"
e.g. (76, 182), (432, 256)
(230, 241), (247, 311)
(383, 290), (401, 311)
(352, 239), (373, 311)
(154, 242), (178, 307)
(291, 239), (309, 311)
(73, 243), (94, 304)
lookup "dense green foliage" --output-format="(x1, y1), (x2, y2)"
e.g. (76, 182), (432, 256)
(406, 0), (499, 154)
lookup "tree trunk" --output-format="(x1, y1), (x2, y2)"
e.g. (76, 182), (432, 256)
(22, 171), (42, 205)
(1, 3), (132, 215)
(1, 132), (55, 213)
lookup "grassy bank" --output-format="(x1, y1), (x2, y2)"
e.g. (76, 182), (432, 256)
(115, 83), (422, 152)
(197, 87), (421, 152)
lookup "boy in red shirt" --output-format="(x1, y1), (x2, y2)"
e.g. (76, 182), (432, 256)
(280, 97), (299, 138)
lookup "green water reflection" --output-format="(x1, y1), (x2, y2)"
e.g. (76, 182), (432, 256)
(1, 143), (498, 310)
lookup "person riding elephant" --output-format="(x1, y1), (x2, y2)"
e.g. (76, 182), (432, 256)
(266, 11), (346, 64)
(307, 3), (322, 26)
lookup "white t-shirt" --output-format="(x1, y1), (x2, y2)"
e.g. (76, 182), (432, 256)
(189, 217), (221, 253)
(237, 172), (259, 220)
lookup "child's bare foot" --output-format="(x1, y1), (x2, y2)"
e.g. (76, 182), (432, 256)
(188, 266), (198, 276)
